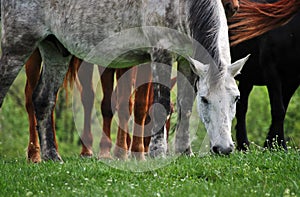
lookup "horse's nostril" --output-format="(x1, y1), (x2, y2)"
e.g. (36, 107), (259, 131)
(212, 146), (220, 153)
(212, 145), (234, 155)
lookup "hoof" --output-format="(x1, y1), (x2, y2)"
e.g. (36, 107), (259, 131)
(130, 152), (146, 161)
(149, 145), (167, 158)
(237, 143), (250, 152)
(175, 146), (193, 156)
(98, 152), (113, 160)
(264, 138), (287, 151)
(28, 154), (42, 163)
(42, 149), (63, 162)
(27, 144), (41, 163)
(113, 146), (128, 160)
(80, 148), (93, 158)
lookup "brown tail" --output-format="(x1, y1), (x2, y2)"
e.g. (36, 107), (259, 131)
(229, 0), (300, 46)
(63, 56), (82, 102)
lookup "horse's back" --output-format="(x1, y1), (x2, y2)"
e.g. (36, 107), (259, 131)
(260, 11), (300, 78)
(233, 9), (300, 84)
(42, 0), (184, 64)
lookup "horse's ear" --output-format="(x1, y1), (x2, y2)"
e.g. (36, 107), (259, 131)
(229, 54), (250, 77)
(187, 56), (209, 77)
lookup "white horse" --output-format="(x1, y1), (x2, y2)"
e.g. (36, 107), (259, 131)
(0, 0), (248, 161)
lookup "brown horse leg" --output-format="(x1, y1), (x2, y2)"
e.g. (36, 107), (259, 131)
(143, 83), (153, 153)
(76, 60), (94, 157)
(131, 66), (151, 160)
(25, 49), (42, 163)
(98, 67), (115, 159)
(113, 68), (134, 160)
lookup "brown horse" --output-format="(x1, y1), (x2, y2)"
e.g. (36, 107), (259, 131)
(73, 61), (151, 160)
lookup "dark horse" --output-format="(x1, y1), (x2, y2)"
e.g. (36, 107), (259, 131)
(229, 0), (300, 150)
(0, 0), (247, 161)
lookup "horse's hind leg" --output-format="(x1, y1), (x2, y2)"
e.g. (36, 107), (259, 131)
(25, 49), (43, 163)
(265, 82), (298, 150)
(77, 60), (94, 157)
(149, 49), (172, 157)
(175, 59), (196, 156)
(113, 68), (134, 160)
(131, 65), (151, 160)
(98, 67), (115, 159)
(33, 39), (72, 161)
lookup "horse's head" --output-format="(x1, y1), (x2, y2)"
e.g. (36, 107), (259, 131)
(222, 0), (240, 18)
(189, 55), (249, 154)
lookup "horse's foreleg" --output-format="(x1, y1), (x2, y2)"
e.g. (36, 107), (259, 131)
(175, 59), (196, 156)
(113, 68), (134, 160)
(149, 49), (172, 157)
(77, 60), (94, 157)
(33, 39), (71, 161)
(131, 65), (151, 160)
(25, 49), (42, 163)
(99, 67), (115, 159)
(144, 76), (175, 153)
(235, 81), (253, 151)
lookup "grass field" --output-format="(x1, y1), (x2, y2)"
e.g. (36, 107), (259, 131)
(0, 148), (299, 197)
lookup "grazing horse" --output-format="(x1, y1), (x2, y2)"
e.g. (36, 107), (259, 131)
(23, 0), (241, 162)
(229, 0), (300, 150)
(0, 0), (247, 161)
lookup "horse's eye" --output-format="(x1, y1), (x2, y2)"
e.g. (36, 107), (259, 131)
(201, 97), (209, 104)
(234, 96), (240, 103)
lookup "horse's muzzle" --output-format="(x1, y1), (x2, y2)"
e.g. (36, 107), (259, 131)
(212, 144), (234, 155)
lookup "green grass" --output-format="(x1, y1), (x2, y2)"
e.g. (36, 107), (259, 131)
(1, 68), (300, 196)
(0, 148), (299, 197)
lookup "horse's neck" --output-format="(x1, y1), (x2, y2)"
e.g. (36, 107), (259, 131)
(216, 0), (231, 66)
(141, 0), (188, 29)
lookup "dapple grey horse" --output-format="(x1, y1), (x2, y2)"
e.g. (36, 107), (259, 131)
(0, 0), (247, 161)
